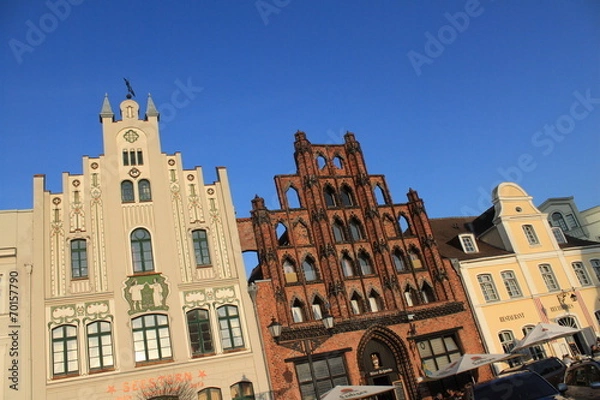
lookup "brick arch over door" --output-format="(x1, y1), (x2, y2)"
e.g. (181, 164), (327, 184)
(356, 325), (418, 400)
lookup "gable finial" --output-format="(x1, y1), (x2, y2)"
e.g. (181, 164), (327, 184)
(123, 78), (136, 99)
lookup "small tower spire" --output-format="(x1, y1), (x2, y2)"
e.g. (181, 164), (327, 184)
(99, 93), (114, 122)
(145, 93), (160, 120)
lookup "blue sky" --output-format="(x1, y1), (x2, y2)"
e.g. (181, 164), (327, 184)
(1, 0), (599, 220)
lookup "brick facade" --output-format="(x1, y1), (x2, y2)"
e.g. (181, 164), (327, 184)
(238, 131), (491, 400)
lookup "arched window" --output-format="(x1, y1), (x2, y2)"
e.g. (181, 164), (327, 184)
(498, 330), (519, 367)
(138, 179), (152, 202)
(551, 212), (568, 232)
(374, 185), (386, 205)
(192, 229), (211, 266)
(52, 325), (79, 377)
(392, 249), (406, 272)
(312, 297), (326, 320)
(348, 218), (364, 241)
(291, 299), (306, 323)
(522, 325), (546, 360)
(591, 259), (600, 282)
(398, 215), (411, 235)
(539, 264), (559, 292)
(231, 381), (255, 400)
(131, 228), (154, 273)
(302, 256), (318, 282)
(283, 258), (298, 283)
(341, 255), (355, 277)
(350, 292), (365, 315)
(557, 316), (579, 329)
(121, 180), (134, 203)
(186, 309), (214, 355)
(132, 314), (172, 363)
(572, 262), (592, 286)
(317, 155), (327, 169)
(87, 321), (114, 371)
(404, 285), (418, 307)
(420, 282), (435, 304)
(286, 186), (301, 209)
(477, 274), (499, 302)
(199, 388), (222, 400)
(276, 222), (289, 246)
(332, 219), (346, 243)
(70, 239), (88, 279)
(333, 155), (343, 169)
(408, 249), (422, 269)
(324, 186), (337, 207)
(501, 270), (522, 298)
(217, 305), (244, 350)
(358, 252), (373, 275)
(340, 185), (354, 206)
(368, 290), (383, 312)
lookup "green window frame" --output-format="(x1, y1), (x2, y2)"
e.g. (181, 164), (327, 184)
(218, 305), (244, 350)
(132, 314), (172, 363)
(52, 325), (79, 377)
(71, 239), (88, 278)
(192, 229), (211, 266)
(131, 228), (154, 273)
(87, 321), (114, 371)
(187, 309), (214, 355)
(121, 180), (135, 203)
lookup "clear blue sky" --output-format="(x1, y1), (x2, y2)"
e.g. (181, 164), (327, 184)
(1, 1), (599, 219)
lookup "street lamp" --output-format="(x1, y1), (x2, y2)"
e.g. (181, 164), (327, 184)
(267, 314), (335, 398)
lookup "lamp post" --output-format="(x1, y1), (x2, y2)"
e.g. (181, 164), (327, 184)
(267, 314), (335, 399)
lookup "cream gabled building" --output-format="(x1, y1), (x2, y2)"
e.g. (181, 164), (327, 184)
(431, 182), (600, 371)
(29, 94), (271, 399)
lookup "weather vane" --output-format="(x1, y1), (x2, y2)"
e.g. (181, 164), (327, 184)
(123, 78), (136, 99)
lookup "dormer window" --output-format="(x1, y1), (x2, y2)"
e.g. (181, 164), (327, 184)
(551, 227), (567, 244)
(459, 234), (478, 253)
(522, 225), (540, 245)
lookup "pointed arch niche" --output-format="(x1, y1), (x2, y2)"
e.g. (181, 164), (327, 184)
(356, 326), (417, 400)
(286, 186), (301, 209)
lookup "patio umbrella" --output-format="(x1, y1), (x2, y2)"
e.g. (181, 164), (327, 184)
(512, 322), (579, 351)
(319, 385), (395, 400)
(424, 353), (514, 380)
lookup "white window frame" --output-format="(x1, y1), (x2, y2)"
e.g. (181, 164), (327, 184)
(551, 227), (567, 244)
(522, 224), (540, 245)
(459, 234), (478, 253)
(501, 270), (522, 298)
(539, 264), (560, 292)
(477, 273), (500, 302)
(572, 262), (592, 286)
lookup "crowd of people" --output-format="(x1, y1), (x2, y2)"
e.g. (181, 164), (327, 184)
(433, 388), (465, 399)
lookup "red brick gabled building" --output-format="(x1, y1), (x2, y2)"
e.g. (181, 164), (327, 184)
(237, 131), (491, 400)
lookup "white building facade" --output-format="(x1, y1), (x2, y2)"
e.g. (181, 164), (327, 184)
(29, 95), (271, 399)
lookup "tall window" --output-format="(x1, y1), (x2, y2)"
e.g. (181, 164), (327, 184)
(52, 325), (79, 377)
(199, 388), (222, 400)
(368, 290), (383, 312)
(404, 285), (417, 307)
(392, 249), (406, 272)
(132, 314), (172, 363)
(551, 227), (567, 244)
(522, 325), (546, 360)
(522, 225), (539, 245)
(192, 229), (211, 266)
(498, 330), (519, 367)
(350, 292), (365, 315)
(231, 381), (255, 400)
(312, 297), (325, 320)
(357, 252), (373, 275)
(187, 309), (214, 356)
(138, 179), (152, 202)
(121, 180), (135, 203)
(417, 334), (461, 373)
(218, 305), (244, 350)
(332, 220), (346, 243)
(87, 321), (114, 371)
(408, 250), (422, 269)
(539, 264), (559, 291)
(551, 212), (568, 231)
(565, 214), (578, 229)
(296, 355), (349, 400)
(302, 257), (318, 282)
(291, 299), (306, 323)
(286, 186), (301, 209)
(477, 274), (499, 302)
(131, 228), (154, 273)
(324, 186), (337, 207)
(341, 255), (354, 277)
(591, 259), (600, 282)
(501, 271), (522, 298)
(340, 185), (354, 206)
(71, 239), (88, 279)
(421, 282), (435, 304)
(572, 262), (592, 286)
(283, 258), (298, 283)
(348, 218), (363, 241)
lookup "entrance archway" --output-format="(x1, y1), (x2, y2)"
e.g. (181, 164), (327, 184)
(357, 325), (416, 400)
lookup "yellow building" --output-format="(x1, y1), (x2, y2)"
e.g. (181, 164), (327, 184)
(431, 182), (600, 371)
(27, 94), (271, 399)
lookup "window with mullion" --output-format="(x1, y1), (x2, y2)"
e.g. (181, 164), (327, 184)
(218, 305), (244, 350)
(417, 334), (461, 373)
(199, 388), (223, 400)
(132, 314), (172, 363)
(131, 228), (154, 273)
(591, 259), (600, 282)
(522, 224), (540, 245)
(296, 355), (349, 400)
(87, 321), (114, 371)
(501, 270), (522, 298)
(192, 229), (211, 266)
(572, 262), (592, 286)
(539, 264), (560, 292)
(477, 274), (499, 302)
(52, 325), (79, 377)
(71, 239), (88, 279)
(121, 180), (135, 203)
(187, 309), (214, 355)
